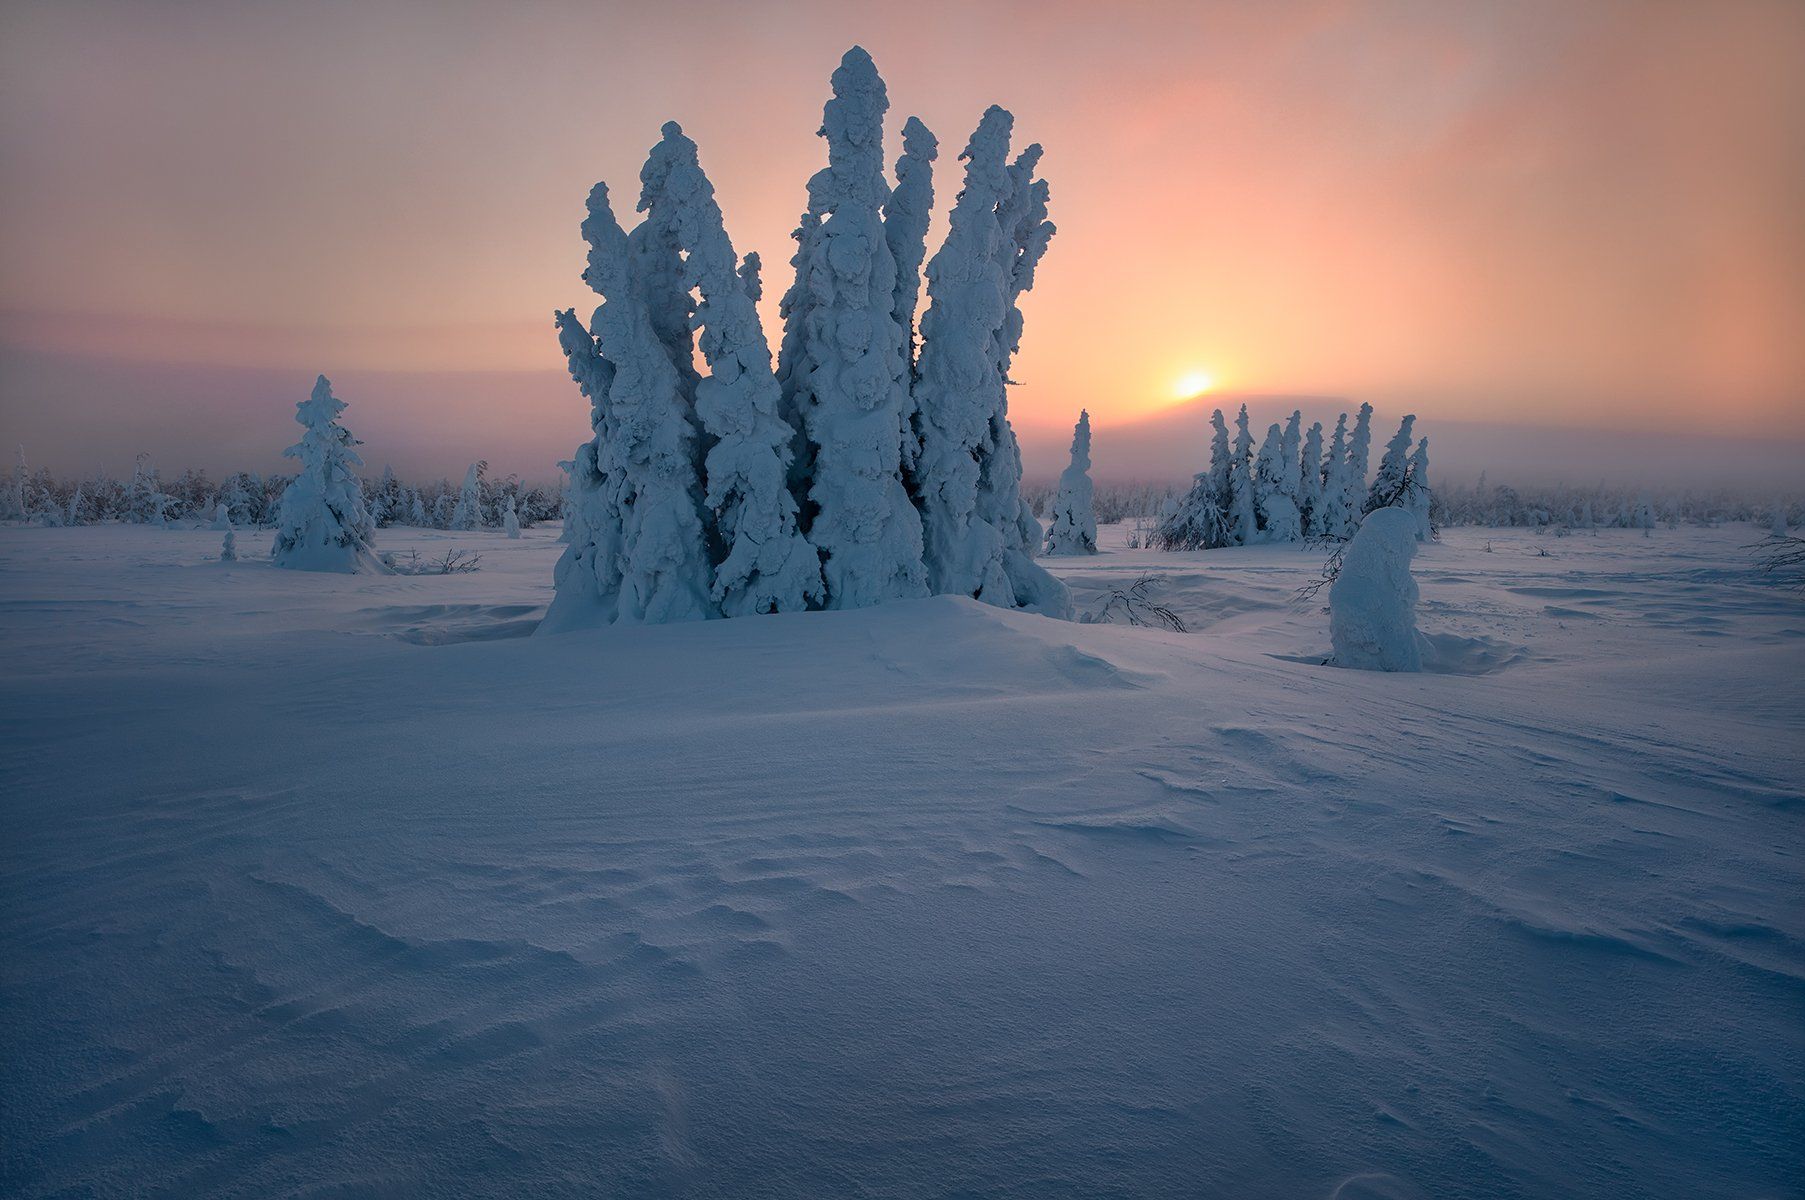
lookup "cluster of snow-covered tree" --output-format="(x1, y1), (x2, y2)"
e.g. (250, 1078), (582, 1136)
(1, 445), (560, 532)
(1430, 477), (1798, 532)
(546, 47), (1069, 629)
(1145, 403), (1431, 549)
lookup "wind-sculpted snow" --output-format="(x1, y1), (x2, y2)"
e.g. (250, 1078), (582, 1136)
(2, 521), (1799, 1197)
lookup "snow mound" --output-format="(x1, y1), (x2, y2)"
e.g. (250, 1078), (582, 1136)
(1331, 507), (1421, 671)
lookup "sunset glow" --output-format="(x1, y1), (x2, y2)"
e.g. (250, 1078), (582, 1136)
(1172, 370), (1218, 401)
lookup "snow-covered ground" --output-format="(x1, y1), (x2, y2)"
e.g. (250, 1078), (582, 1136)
(2, 521), (1800, 1198)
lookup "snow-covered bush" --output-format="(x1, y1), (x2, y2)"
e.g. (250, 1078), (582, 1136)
(1330, 506), (1421, 672)
(271, 375), (384, 573)
(1044, 410), (1097, 555)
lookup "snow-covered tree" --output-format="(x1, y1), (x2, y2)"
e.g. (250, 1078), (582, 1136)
(1044, 410), (1097, 555)
(211, 500), (231, 531)
(219, 524), (237, 562)
(1318, 412), (1352, 539)
(272, 375), (382, 573)
(1226, 405), (1257, 545)
(1364, 414), (1416, 514)
(544, 182), (713, 630)
(1406, 437), (1432, 540)
(1331, 506), (1421, 672)
(4, 447), (26, 522)
(66, 484), (86, 526)
(503, 494), (521, 539)
(885, 115), (938, 375)
(1298, 421), (1325, 537)
(1207, 408), (1233, 510)
(1342, 402), (1374, 522)
(1253, 423), (1300, 542)
(450, 463), (483, 530)
(644, 122), (823, 616)
(795, 47), (927, 610)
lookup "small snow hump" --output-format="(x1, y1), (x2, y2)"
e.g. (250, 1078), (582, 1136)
(1330, 506), (1421, 671)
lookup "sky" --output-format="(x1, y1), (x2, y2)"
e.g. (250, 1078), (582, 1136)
(1, 0), (1801, 484)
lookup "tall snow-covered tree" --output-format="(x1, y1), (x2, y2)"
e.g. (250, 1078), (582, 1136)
(1207, 408), (1233, 509)
(1044, 410), (1097, 555)
(796, 47), (928, 610)
(913, 105), (1067, 616)
(545, 182), (713, 630)
(1226, 404), (1257, 545)
(272, 375), (382, 573)
(645, 121), (824, 616)
(450, 463), (483, 530)
(1298, 421), (1326, 537)
(1319, 412), (1352, 539)
(885, 115), (938, 377)
(1364, 414), (1417, 514)
(1342, 402), (1375, 520)
(1406, 436), (1432, 540)
(1253, 423), (1301, 542)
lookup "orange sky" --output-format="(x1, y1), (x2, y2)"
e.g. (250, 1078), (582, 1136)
(2, 0), (1801, 476)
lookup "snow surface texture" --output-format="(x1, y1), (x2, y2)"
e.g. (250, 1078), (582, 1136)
(2, 521), (1800, 1198)
(1331, 507), (1423, 671)
(1043, 409), (1097, 555)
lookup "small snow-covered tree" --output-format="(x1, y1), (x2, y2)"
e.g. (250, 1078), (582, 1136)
(1298, 421), (1326, 537)
(1342, 402), (1374, 520)
(1330, 506), (1421, 671)
(1318, 412), (1352, 539)
(66, 484), (86, 526)
(796, 48), (928, 610)
(1364, 414), (1416, 514)
(450, 463), (483, 530)
(211, 500), (231, 530)
(1405, 437), (1432, 540)
(1253, 423), (1301, 542)
(272, 375), (382, 573)
(645, 122), (824, 616)
(1044, 410), (1097, 555)
(219, 524), (237, 562)
(503, 494), (521, 538)
(1226, 405), (1257, 545)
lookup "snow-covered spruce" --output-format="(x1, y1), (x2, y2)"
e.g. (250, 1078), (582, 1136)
(4, 446), (25, 522)
(1226, 405), (1257, 546)
(211, 500), (232, 531)
(644, 122), (823, 616)
(503, 494), (521, 539)
(1330, 505), (1422, 672)
(544, 182), (712, 631)
(1365, 413), (1417, 514)
(1343, 402), (1375, 520)
(913, 105), (1065, 614)
(1298, 420), (1325, 537)
(1319, 412), (1352, 540)
(885, 115), (938, 375)
(1406, 437), (1433, 540)
(219, 524), (237, 562)
(1253, 423), (1301, 543)
(450, 463), (482, 530)
(795, 48), (928, 611)
(1043, 410), (1098, 555)
(271, 375), (383, 573)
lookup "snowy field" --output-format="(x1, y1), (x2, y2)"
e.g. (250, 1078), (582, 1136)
(2, 522), (1801, 1199)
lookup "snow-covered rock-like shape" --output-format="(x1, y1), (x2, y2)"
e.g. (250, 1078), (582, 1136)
(1331, 506), (1422, 672)
(450, 463), (482, 530)
(647, 122), (823, 616)
(797, 47), (928, 610)
(1044, 410), (1097, 555)
(272, 375), (383, 574)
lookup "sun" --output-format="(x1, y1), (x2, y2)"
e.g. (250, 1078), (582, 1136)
(1172, 369), (1216, 400)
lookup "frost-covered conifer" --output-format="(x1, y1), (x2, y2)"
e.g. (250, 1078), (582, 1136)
(738, 252), (761, 302)
(1406, 437), (1432, 540)
(546, 182), (712, 629)
(272, 375), (382, 573)
(1279, 410), (1304, 535)
(1226, 405), (1257, 545)
(1254, 423), (1301, 542)
(504, 494), (521, 539)
(885, 115), (938, 373)
(212, 500), (231, 531)
(1331, 506), (1421, 672)
(67, 484), (85, 526)
(1364, 414), (1416, 514)
(450, 463), (483, 530)
(1342, 402), (1374, 521)
(1207, 409), (1233, 509)
(4, 447), (25, 522)
(37, 488), (62, 526)
(795, 47), (927, 610)
(645, 122), (823, 616)
(1298, 421), (1325, 537)
(1044, 410), (1097, 556)
(407, 489), (428, 527)
(219, 524), (237, 562)
(1318, 413), (1351, 539)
